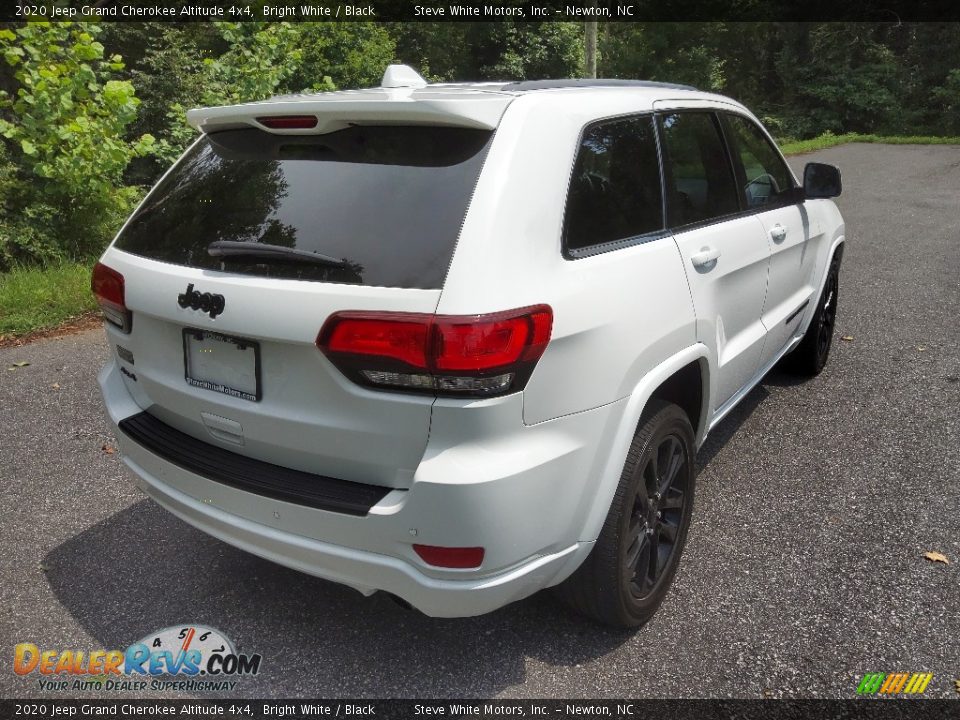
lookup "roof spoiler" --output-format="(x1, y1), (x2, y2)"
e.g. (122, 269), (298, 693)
(186, 66), (508, 135)
(186, 98), (508, 135)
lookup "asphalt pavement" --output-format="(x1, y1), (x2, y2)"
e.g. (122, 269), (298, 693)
(1, 144), (958, 700)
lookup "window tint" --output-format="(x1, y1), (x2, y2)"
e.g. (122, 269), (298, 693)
(114, 126), (493, 289)
(563, 115), (664, 254)
(724, 114), (795, 209)
(659, 112), (740, 227)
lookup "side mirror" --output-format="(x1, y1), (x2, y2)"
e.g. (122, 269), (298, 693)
(803, 162), (842, 199)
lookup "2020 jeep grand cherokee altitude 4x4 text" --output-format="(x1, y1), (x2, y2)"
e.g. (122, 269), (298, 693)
(94, 66), (844, 627)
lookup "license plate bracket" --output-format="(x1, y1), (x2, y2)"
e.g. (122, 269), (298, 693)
(182, 329), (261, 402)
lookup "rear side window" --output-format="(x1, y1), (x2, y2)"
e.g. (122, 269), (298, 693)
(563, 115), (664, 256)
(659, 112), (740, 227)
(114, 126), (493, 289)
(723, 113), (796, 209)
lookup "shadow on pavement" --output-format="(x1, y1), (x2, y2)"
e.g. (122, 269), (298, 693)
(696, 383), (769, 471)
(43, 369), (783, 696)
(43, 500), (632, 697)
(761, 364), (815, 388)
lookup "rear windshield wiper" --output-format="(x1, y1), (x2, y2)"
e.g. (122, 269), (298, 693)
(207, 241), (348, 268)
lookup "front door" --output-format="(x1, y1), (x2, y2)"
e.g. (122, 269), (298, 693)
(721, 112), (825, 368)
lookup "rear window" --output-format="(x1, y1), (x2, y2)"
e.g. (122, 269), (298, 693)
(114, 126), (494, 289)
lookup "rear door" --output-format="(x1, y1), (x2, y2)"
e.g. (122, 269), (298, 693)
(103, 125), (494, 489)
(658, 110), (771, 409)
(721, 112), (823, 368)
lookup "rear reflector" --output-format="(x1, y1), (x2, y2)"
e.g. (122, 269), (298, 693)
(256, 115), (319, 130)
(413, 544), (485, 569)
(91, 262), (131, 333)
(317, 305), (552, 397)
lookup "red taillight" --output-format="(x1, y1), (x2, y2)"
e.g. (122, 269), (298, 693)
(413, 545), (485, 569)
(434, 311), (552, 371)
(317, 305), (552, 397)
(324, 315), (430, 369)
(91, 262), (131, 333)
(256, 115), (319, 130)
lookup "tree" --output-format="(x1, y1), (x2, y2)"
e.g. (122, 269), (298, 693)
(389, 23), (472, 80)
(392, 22), (582, 82)
(153, 21), (304, 163)
(585, 22), (597, 78)
(470, 22), (583, 80)
(601, 23), (728, 90)
(149, 22), (395, 165)
(931, 69), (960, 134)
(0, 22), (153, 267)
(774, 23), (901, 136)
(289, 23), (395, 91)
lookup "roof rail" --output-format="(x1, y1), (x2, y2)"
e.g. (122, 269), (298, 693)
(504, 79), (698, 92)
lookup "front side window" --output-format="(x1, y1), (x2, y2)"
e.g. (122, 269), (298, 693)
(659, 112), (740, 228)
(563, 115), (664, 256)
(723, 114), (796, 209)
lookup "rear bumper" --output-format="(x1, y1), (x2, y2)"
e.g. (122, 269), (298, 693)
(99, 359), (623, 617)
(127, 455), (584, 617)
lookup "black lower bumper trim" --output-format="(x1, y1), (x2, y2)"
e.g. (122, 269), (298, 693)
(118, 411), (391, 516)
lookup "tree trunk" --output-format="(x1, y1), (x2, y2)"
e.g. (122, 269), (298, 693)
(584, 22), (597, 78)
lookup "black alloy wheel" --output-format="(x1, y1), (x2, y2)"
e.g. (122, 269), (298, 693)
(625, 434), (689, 600)
(784, 250), (842, 376)
(555, 400), (696, 628)
(816, 265), (839, 367)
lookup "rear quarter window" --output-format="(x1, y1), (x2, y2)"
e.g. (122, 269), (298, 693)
(562, 115), (665, 258)
(114, 126), (494, 289)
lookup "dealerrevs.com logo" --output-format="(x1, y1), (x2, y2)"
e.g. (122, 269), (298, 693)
(856, 672), (933, 695)
(14, 625), (262, 692)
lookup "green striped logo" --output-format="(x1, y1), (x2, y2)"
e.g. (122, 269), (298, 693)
(857, 672), (932, 694)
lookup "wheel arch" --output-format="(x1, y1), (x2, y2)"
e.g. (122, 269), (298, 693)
(648, 358), (708, 447)
(574, 343), (710, 548)
(798, 233), (845, 339)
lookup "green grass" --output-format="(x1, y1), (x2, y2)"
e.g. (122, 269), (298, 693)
(0, 262), (98, 336)
(780, 132), (960, 155)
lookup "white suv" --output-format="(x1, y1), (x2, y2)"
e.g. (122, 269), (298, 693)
(94, 66), (844, 627)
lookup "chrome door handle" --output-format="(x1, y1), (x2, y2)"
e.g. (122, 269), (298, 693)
(690, 247), (721, 268)
(770, 224), (787, 242)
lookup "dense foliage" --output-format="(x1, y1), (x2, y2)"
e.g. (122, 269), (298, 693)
(0, 20), (958, 269)
(0, 23), (154, 267)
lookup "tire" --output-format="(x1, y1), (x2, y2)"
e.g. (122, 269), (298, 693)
(783, 249), (842, 376)
(556, 400), (696, 628)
